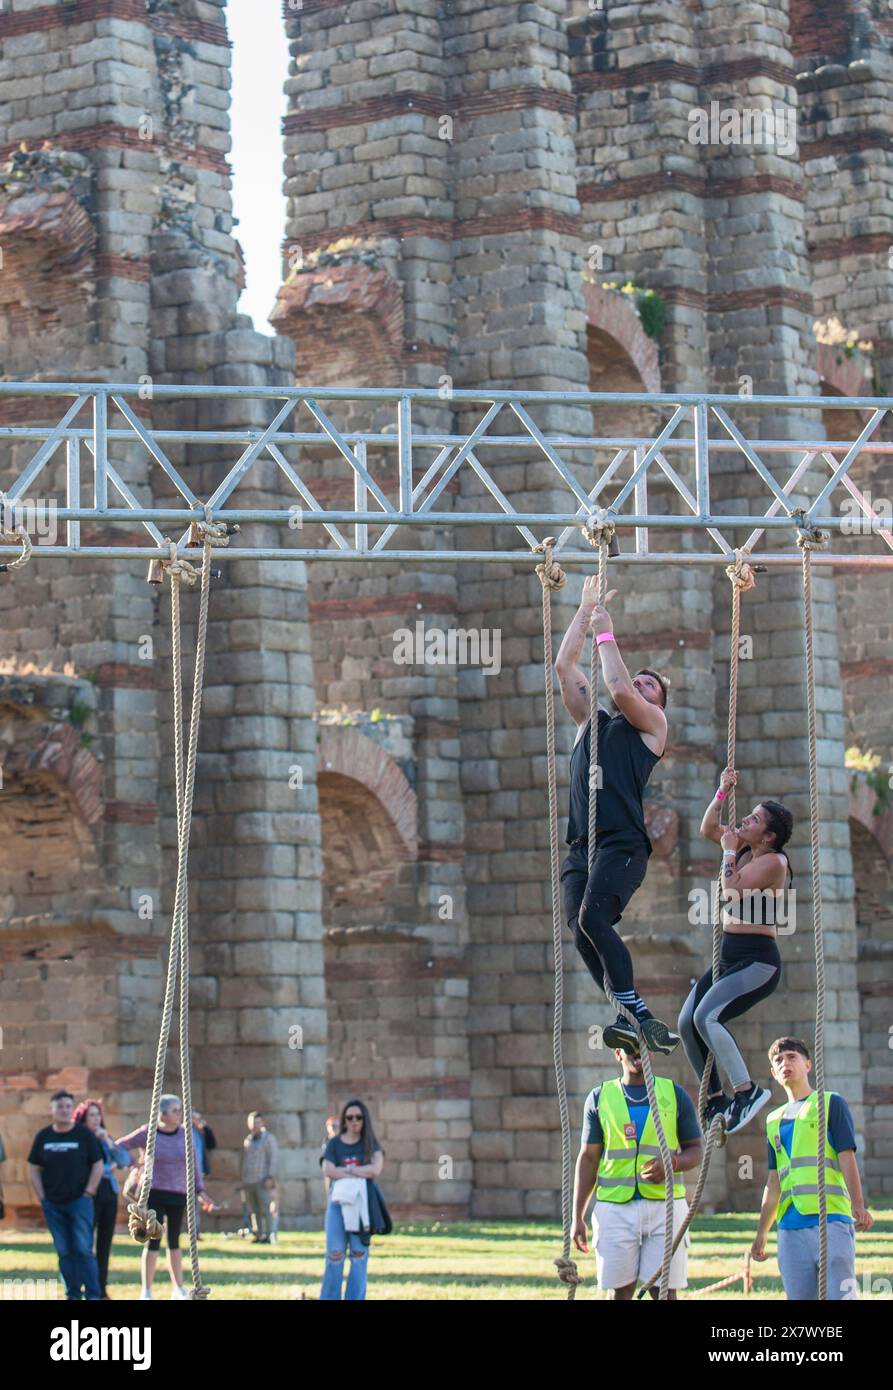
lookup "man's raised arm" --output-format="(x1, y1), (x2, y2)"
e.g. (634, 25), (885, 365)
(554, 574), (599, 725)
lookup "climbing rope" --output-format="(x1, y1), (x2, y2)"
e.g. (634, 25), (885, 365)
(796, 512), (830, 1300)
(579, 518), (676, 1299)
(535, 538), (583, 1300)
(128, 515), (228, 1300)
(638, 549), (755, 1297)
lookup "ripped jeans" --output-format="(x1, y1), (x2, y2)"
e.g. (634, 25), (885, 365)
(319, 1197), (369, 1301)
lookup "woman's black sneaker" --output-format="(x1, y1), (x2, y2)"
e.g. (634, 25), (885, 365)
(724, 1083), (771, 1135)
(704, 1094), (730, 1126)
(638, 1015), (681, 1056)
(603, 1014), (641, 1053)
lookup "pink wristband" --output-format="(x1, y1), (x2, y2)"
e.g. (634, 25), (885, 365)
(595, 631), (615, 646)
(715, 788), (726, 801)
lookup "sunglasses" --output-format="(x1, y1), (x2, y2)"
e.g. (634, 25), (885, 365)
(345, 1114), (363, 1122)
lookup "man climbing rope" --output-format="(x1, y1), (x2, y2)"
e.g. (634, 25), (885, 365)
(679, 767), (792, 1134)
(751, 1037), (872, 1299)
(571, 1047), (704, 1299)
(555, 577), (679, 1054)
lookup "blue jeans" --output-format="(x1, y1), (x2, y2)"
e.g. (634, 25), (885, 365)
(319, 1199), (369, 1301)
(42, 1195), (101, 1300)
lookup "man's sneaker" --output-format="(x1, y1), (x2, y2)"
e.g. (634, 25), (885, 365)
(138, 1289), (152, 1300)
(638, 1015), (681, 1056)
(603, 1014), (640, 1053)
(724, 1083), (772, 1135)
(704, 1093), (730, 1127)
(170, 1284), (189, 1300)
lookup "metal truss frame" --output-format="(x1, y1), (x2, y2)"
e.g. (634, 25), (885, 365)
(1, 381), (892, 567)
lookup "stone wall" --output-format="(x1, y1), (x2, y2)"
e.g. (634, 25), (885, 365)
(0, 0), (890, 1225)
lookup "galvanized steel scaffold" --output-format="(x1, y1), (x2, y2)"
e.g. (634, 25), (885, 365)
(0, 381), (892, 566)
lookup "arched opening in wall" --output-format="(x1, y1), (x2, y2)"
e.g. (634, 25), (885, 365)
(317, 771), (414, 929)
(0, 772), (97, 918)
(851, 818), (893, 1200)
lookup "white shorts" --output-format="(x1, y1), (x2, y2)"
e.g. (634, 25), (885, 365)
(592, 1197), (690, 1291)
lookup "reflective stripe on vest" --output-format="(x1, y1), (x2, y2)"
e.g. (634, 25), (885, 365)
(766, 1091), (852, 1222)
(596, 1076), (686, 1203)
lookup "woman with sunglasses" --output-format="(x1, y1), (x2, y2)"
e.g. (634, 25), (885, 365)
(320, 1099), (383, 1301)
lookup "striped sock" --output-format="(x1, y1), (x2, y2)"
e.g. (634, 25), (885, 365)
(613, 991), (640, 1020)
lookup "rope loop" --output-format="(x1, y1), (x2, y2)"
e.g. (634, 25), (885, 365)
(725, 548), (757, 593)
(581, 509), (616, 549)
(127, 1202), (163, 1245)
(0, 495), (33, 572)
(160, 539), (200, 586)
(534, 537), (567, 593)
(554, 1255), (584, 1288)
(189, 1284), (212, 1300)
(791, 508), (829, 551)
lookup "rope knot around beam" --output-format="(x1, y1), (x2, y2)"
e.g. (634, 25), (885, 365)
(0, 494), (33, 572)
(581, 509), (616, 549)
(160, 540), (201, 586)
(725, 549), (757, 593)
(791, 508), (829, 551)
(534, 537), (567, 593)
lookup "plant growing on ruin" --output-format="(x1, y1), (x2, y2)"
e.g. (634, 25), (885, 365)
(583, 273), (666, 339)
(845, 745), (892, 815)
(813, 316), (874, 364)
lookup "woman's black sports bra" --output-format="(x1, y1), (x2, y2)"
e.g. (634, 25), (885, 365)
(723, 846), (794, 927)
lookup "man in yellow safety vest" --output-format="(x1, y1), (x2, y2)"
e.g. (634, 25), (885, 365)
(572, 1047), (704, 1299)
(751, 1036), (873, 1299)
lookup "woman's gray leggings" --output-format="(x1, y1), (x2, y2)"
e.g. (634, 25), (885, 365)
(678, 948), (781, 1092)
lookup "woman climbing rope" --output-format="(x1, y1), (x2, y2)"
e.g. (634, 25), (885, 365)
(555, 577), (679, 1055)
(678, 767), (794, 1135)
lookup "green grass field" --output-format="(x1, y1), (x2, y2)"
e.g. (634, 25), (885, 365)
(2, 1210), (892, 1300)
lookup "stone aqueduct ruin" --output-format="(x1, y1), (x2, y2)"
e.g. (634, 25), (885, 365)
(0, 0), (891, 1223)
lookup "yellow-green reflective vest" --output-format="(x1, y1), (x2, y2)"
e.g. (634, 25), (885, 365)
(766, 1091), (852, 1223)
(596, 1076), (686, 1202)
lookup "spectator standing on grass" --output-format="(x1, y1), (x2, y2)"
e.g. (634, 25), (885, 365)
(27, 1090), (103, 1301)
(241, 1111), (278, 1243)
(72, 1098), (131, 1300)
(320, 1099), (383, 1302)
(117, 1093), (211, 1300)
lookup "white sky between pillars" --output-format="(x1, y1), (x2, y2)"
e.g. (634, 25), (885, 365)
(1, 382), (892, 567)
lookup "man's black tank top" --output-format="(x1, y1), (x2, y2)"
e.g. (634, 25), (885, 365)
(566, 710), (661, 850)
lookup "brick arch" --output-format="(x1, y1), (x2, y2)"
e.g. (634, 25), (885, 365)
(0, 719), (103, 830)
(0, 720), (102, 910)
(817, 345), (873, 402)
(317, 724), (417, 857)
(0, 156), (96, 378)
(583, 280), (661, 394)
(849, 779), (893, 863)
(271, 262), (404, 387)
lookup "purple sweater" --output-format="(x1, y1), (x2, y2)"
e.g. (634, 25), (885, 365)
(117, 1124), (204, 1195)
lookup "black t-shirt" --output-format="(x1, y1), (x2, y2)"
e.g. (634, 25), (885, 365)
(566, 710), (661, 848)
(28, 1123), (103, 1205)
(323, 1136), (382, 1170)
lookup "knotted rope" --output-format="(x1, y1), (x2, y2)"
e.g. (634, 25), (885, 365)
(535, 540), (583, 1298)
(581, 509), (616, 551)
(639, 548), (754, 1296)
(796, 514), (830, 1299)
(129, 513), (229, 1301)
(0, 495), (33, 573)
(578, 532), (676, 1299)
